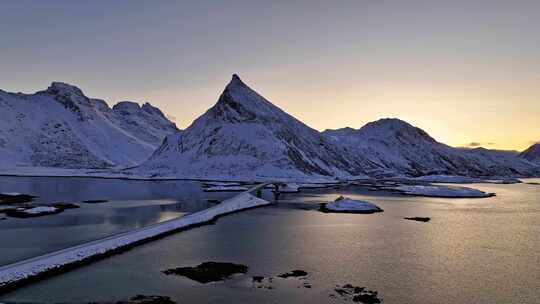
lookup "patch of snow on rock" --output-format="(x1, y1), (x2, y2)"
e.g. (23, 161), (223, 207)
(21, 206), (58, 214)
(322, 196), (383, 213)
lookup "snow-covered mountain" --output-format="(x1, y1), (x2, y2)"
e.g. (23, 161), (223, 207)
(137, 75), (378, 180)
(324, 118), (538, 177)
(519, 143), (540, 163)
(0, 82), (177, 169)
(2, 77), (537, 180)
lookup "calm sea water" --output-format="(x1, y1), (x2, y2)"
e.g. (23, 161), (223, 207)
(0, 176), (238, 266)
(1, 177), (539, 303)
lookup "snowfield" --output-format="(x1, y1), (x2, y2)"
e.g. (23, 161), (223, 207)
(276, 183), (300, 193)
(0, 184), (271, 292)
(410, 175), (484, 184)
(203, 186), (249, 192)
(322, 196), (383, 213)
(409, 175), (522, 184)
(393, 185), (495, 198)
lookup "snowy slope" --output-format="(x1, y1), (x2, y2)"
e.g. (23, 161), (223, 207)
(519, 143), (540, 163)
(137, 75), (377, 180)
(0, 82), (177, 169)
(324, 118), (538, 177)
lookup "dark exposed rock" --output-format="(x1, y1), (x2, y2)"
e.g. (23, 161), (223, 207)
(0, 193), (35, 204)
(83, 199), (109, 204)
(120, 295), (176, 304)
(353, 292), (381, 304)
(404, 217), (431, 222)
(88, 294), (176, 304)
(52, 202), (80, 209)
(333, 284), (382, 304)
(252, 270), (312, 290)
(162, 261), (248, 283)
(278, 269), (308, 278)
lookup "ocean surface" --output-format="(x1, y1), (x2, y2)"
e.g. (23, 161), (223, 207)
(1, 177), (539, 303)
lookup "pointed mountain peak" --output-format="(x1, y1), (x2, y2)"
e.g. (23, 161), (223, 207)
(204, 74), (285, 124)
(231, 73), (242, 82)
(224, 73), (248, 91)
(142, 102), (167, 118)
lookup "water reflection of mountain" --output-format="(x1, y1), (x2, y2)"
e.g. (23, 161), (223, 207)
(0, 176), (234, 203)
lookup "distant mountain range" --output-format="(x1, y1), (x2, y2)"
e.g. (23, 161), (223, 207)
(0, 82), (177, 169)
(0, 76), (538, 179)
(324, 119), (535, 177)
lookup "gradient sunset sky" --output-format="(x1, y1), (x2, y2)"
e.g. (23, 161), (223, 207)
(1, 1), (539, 151)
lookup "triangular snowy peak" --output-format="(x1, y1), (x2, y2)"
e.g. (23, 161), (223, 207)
(138, 74), (374, 180)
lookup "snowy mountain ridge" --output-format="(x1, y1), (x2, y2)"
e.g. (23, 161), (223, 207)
(323, 118), (538, 177)
(519, 143), (540, 163)
(0, 82), (177, 169)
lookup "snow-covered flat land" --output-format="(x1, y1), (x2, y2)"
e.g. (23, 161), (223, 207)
(203, 186), (249, 192)
(276, 183), (300, 193)
(392, 185), (495, 198)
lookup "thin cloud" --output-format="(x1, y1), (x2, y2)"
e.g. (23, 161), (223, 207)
(466, 142), (482, 147)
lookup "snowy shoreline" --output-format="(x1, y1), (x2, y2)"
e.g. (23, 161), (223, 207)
(0, 184), (272, 293)
(0, 167), (345, 183)
(0, 168), (532, 185)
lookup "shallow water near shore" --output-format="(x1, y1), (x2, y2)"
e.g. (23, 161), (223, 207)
(1, 177), (540, 303)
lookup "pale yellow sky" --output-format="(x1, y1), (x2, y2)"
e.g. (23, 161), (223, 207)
(2, 1), (539, 151)
(110, 63), (539, 152)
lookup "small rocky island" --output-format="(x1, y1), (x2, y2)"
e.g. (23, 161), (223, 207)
(321, 196), (383, 214)
(162, 261), (248, 283)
